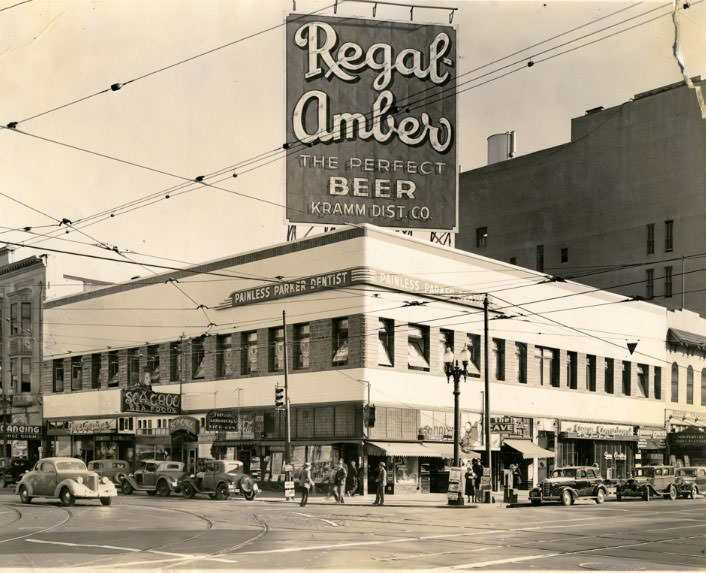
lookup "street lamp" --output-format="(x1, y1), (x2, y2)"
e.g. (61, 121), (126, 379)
(443, 345), (471, 468)
(1, 386), (14, 459)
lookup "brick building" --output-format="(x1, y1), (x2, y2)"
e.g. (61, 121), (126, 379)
(456, 78), (706, 317)
(40, 226), (706, 493)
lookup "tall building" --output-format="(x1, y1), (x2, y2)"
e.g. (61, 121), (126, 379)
(39, 226), (706, 494)
(0, 247), (46, 460)
(457, 78), (706, 316)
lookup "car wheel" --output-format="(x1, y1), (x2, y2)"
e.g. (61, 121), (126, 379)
(530, 499), (541, 506)
(215, 483), (229, 500)
(156, 480), (170, 497)
(100, 497), (111, 506)
(595, 489), (606, 504)
(122, 481), (134, 495)
(115, 473), (126, 486)
(688, 486), (697, 500)
(18, 485), (32, 504)
(183, 483), (196, 499)
(667, 485), (677, 501)
(561, 489), (573, 506)
(642, 487), (650, 501)
(60, 487), (75, 507)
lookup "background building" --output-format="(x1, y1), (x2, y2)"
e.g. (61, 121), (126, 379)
(39, 226), (706, 494)
(456, 78), (706, 317)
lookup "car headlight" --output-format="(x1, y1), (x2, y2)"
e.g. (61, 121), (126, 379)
(100, 476), (109, 484)
(76, 476), (84, 484)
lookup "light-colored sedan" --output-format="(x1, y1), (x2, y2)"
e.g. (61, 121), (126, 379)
(16, 457), (117, 506)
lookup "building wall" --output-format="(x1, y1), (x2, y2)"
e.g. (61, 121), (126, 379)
(457, 79), (706, 316)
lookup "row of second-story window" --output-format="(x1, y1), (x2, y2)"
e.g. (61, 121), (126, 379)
(0, 357), (32, 393)
(646, 220), (674, 255)
(670, 363), (706, 406)
(0, 302), (32, 338)
(645, 267), (676, 300)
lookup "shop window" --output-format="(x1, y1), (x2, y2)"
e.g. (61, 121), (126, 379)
(605, 358), (614, 394)
(439, 329), (454, 371)
(654, 366), (662, 400)
(646, 269), (654, 300)
(664, 266), (673, 298)
(622, 361), (631, 396)
(646, 223), (655, 255)
(242, 331), (258, 374)
(515, 342), (527, 384)
(378, 318), (394, 367)
(71, 356), (82, 391)
(294, 323), (310, 370)
(466, 333), (481, 377)
(53, 359), (64, 392)
(586, 355), (596, 392)
(567, 351), (577, 389)
(665, 220), (674, 252)
(20, 357), (30, 393)
(108, 351), (119, 386)
(637, 364), (648, 398)
(191, 336), (206, 379)
(170, 341), (182, 381)
(701, 369), (706, 406)
(332, 318), (349, 365)
(128, 348), (140, 386)
(493, 338), (505, 381)
(216, 335), (232, 378)
(269, 327), (285, 372)
(147, 345), (160, 384)
(671, 362), (679, 402)
(686, 365), (694, 405)
(91, 353), (101, 388)
(407, 324), (429, 371)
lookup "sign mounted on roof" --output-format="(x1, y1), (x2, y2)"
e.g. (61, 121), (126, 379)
(285, 14), (457, 230)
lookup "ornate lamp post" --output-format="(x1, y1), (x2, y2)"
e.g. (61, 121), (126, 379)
(443, 345), (471, 505)
(1, 386), (14, 458)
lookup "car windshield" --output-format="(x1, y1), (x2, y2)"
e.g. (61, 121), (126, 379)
(677, 468), (696, 476)
(552, 469), (576, 478)
(55, 461), (87, 472)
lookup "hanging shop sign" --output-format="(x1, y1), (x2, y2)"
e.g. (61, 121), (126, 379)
(490, 416), (531, 438)
(668, 427), (706, 449)
(285, 14), (457, 230)
(560, 421), (636, 441)
(169, 416), (200, 436)
(121, 388), (181, 415)
(206, 410), (238, 432)
(70, 419), (117, 435)
(0, 423), (42, 440)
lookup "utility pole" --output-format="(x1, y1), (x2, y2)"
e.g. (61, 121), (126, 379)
(282, 311), (291, 465)
(484, 294), (492, 499)
(179, 333), (186, 415)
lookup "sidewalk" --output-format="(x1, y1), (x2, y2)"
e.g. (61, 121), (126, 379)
(258, 488), (531, 508)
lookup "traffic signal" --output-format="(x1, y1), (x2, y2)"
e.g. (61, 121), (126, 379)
(275, 386), (284, 408)
(367, 404), (376, 427)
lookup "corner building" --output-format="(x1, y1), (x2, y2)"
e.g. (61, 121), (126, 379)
(40, 226), (706, 493)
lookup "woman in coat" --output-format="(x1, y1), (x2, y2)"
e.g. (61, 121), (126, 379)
(464, 463), (475, 503)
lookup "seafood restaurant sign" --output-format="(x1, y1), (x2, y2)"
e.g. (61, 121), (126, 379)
(285, 14), (457, 230)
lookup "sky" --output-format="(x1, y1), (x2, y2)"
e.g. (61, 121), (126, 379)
(0, 0), (704, 298)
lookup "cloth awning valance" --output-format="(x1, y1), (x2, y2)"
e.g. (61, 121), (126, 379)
(667, 328), (706, 351)
(503, 439), (555, 458)
(367, 441), (434, 457)
(424, 443), (482, 459)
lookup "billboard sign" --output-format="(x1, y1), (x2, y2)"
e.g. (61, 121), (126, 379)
(286, 14), (456, 230)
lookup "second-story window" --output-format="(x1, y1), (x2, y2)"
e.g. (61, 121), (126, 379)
(687, 365), (694, 405)
(91, 353), (101, 389)
(170, 342), (182, 381)
(294, 323), (310, 370)
(622, 361), (631, 396)
(671, 362), (679, 402)
(147, 345), (160, 384)
(10, 303), (17, 335)
(567, 351), (577, 389)
(586, 355), (596, 392)
(243, 331), (258, 374)
(439, 329), (454, 371)
(476, 227), (488, 248)
(665, 220), (674, 252)
(493, 338), (505, 381)
(407, 324), (429, 371)
(21, 302), (31, 334)
(128, 348), (140, 386)
(191, 336), (206, 379)
(332, 318), (349, 365)
(269, 327), (285, 372)
(646, 269), (654, 300)
(71, 356), (82, 391)
(605, 358), (614, 394)
(664, 266), (673, 298)
(561, 247), (568, 263)
(637, 364), (649, 398)
(536, 245), (544, 272)
(466, 333), (481, 376)
(52, 359), (64, 392)
(515, 342), (527, 384)
(378, 318), (394, 367)
(216, 335), (232, 378)
(654, 366), (662, 400)
(646, 223), (655, 254)
(108, 351), (119, 386)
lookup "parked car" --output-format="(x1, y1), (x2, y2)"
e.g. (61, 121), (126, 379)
(121, 459), (186, 496)
(181, 459), (259, 500)
(0, 457), (32, 488)
(87, 459), (130, 486)
(15, 457), (117, 506)
(616, 465), (682, 501)
(529, 466), (608, 506)
(675, 466), (706, 498)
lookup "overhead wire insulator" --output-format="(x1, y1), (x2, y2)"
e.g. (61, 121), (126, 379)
(110, 83), (123, 91)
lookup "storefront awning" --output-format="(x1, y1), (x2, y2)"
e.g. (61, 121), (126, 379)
(423, 443), (482, 459)
(503, 439), (555, 458)
(667, 328), (706, 351)
(368, 441), (434, 457)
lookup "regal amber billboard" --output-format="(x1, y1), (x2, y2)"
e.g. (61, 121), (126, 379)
(286, 14), (456, 230)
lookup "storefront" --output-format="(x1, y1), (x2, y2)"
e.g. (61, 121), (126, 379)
(636, 427), (667, 466)
(667, 427), (706, 467)
(558, 421), (636, 480)
(0, 422), (42, 462)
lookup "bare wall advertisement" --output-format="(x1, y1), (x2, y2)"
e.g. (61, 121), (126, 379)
(285, 14), (457, 230)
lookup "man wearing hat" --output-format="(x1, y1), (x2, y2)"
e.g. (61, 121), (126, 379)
(300, 462), (313, 507)
(373, 461), (387, 506)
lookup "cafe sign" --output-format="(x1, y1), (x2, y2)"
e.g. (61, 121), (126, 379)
(70, 419), (117, 435)
(121, 388), (181, 415)
(668, 427), (706, 449)
(0, 423), (41, 440)
(560, 421), (635, 440)
(206, 410), (238, 432)
(491, 416), (531, 438)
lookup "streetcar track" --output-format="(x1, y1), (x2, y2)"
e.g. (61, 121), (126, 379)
(0, 504), (73, 545)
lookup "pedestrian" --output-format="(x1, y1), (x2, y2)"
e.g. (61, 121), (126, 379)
(472, 458), (482, 502)
(512, 463), (521, 489)
(373, 461), (387, 505)
(356, 461), (365, 495)
(346, 461), (358, 497)
(333, 459), (348, 503)
(299, 462), (312, 507)
(464, 463), (475, 503)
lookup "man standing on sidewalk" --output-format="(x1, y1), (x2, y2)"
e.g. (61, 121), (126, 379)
(373, 461), (387, 505)
(299, 462), (312, 507)
(333, 459), (347, 503)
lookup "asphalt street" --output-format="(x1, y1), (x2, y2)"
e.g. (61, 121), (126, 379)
(0, 489), (705, 570)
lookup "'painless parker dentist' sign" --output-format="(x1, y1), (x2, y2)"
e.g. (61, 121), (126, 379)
(285, 14), (457, 230)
